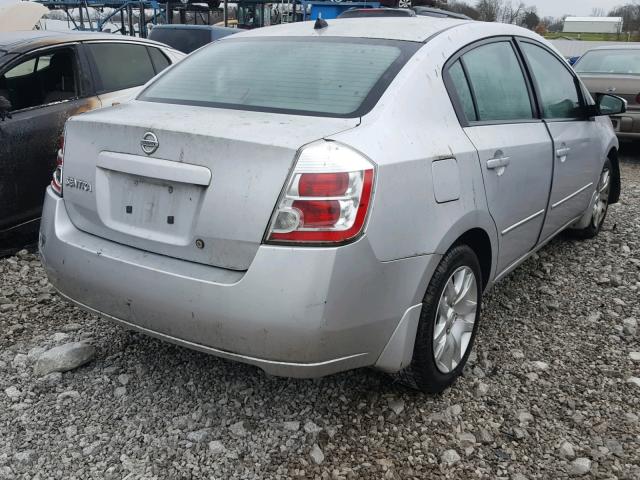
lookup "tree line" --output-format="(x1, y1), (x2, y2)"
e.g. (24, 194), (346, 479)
(414, 0), (640, 33)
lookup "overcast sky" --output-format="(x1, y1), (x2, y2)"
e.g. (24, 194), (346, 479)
(0, 0), (631, 21)
(528, 0), (629, 18)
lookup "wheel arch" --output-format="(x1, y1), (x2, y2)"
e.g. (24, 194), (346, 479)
(607, 147), (620, 204)
(433, 210), (499, 292)
(453, 228), (493, 291)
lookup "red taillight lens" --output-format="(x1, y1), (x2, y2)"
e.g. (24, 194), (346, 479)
(298, 172), (349, 197)
(267, 142), (375, 244)
(635, 92), (640, 104)
(51, 133), (64, 196)
(292, 200), (341, 227)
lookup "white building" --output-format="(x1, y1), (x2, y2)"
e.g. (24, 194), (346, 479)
(563, 17), (623, 34)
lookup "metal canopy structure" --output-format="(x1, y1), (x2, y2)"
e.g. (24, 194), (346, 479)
(36, 0), (223, 37)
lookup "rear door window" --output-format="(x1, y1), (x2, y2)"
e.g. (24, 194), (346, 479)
(87, 43), (156, 93)
(520, 42), (583, 119)
(447, 60), (477, 122)
(139, 37), (419, 118)
(460, 41), (534, 122)
(148, 47), (171, 73)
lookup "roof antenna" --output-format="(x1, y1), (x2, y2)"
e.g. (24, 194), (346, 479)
(314, 13), (328, 30)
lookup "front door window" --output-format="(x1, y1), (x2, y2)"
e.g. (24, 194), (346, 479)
(0, 48), (77, 112)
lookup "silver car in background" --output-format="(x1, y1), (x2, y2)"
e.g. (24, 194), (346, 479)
(574, 45), (640, 139)
(39, 18), (623, 392)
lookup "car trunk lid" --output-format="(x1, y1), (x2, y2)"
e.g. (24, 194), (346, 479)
(62, 101), (359, 270)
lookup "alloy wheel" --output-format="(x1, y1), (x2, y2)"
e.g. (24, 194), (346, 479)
(592, 166), (611, 229)
(432, 266), (478, 374)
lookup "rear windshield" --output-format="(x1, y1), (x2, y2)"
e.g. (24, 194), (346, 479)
(139, 37), (419, 117)
(575, 49), (640, 75)
(148, 28), (211, 54)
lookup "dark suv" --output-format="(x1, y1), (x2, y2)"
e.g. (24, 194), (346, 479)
(148, 25), (238, 53)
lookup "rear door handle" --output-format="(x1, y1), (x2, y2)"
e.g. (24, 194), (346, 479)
(486, 156), (511, 169)
(556, 147), (571, 158)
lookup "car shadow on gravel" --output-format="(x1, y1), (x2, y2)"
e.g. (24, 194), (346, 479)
(619, 140), (640, 163)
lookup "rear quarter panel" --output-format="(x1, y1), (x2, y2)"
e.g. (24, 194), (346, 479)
(329, 28), (499, 277)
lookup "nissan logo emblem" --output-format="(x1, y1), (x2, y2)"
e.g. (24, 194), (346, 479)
(141, 132), (159, 155)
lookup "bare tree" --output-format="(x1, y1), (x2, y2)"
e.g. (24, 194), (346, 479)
(475, 0), (502, 22)
(501, 1), (525, 24)
(521, 6), (539, 29)
(609, 3), (640, 32)
(591, 7), (606, 17)
(447, 1), (480, 19)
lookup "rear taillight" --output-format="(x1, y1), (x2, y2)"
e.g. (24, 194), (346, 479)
(51, 133), (64, 197)
(266, 141), (375, 244)
(635, 93), (640, 104)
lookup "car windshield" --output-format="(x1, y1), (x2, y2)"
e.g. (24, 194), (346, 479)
(139, 37), (418, 117)
(575, 49), (640, 75)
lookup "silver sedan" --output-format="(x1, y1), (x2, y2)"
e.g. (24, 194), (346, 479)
(40, 17), (623, 392)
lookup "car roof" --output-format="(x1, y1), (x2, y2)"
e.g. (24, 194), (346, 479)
(0, 30), (168, 54)
(231, 17), (470, 43)
(586, 44), (640, 51)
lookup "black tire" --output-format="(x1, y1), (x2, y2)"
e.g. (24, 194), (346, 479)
(396, 244), (482, 393)
(570, 158), (612, 240)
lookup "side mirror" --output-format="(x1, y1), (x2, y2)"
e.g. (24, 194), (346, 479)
(595, 93), (627, 116)
(0, 95), (11, 121)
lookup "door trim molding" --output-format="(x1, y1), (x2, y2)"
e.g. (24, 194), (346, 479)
(551, 182), (593, 209)
(501, 209), (545, 235)
(495, 214), (582, 282)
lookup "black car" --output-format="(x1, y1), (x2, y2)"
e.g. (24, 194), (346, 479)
(412, 6), (472, 20)
(148, 24), (238, 53)
(0, 31), (184, 255)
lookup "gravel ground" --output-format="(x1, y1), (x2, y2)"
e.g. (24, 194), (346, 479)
(1, 155), (639, 480)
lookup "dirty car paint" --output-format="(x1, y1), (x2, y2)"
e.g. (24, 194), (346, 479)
(0, 97), (99, 235)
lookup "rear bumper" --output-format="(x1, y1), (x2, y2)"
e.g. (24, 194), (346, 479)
(611, 111), (640, 138)
(39, 188), (438, 378)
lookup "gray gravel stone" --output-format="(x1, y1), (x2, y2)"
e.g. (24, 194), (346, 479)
(622, 317), (637, 336)
(441, 449), (461, 465)
(309, 444), (324, 465)
(559, 440), (576, 459)
(626, 377), (640, 388)
(33, 342), (95, 376)
(387, 398), (404, 415)
(531, 360), (549, 371)
(186, 429), (210, 443)
(517, 411), (534, 424)
(283, 421), (300, 432)
(4, 386), (20, 401)
(304, 420), (322, 434)
(475, 382), (489, 397)
(208, 440), (225, 455)
(457, 432), (476, 447)
(229, 421), (246, 437)
(569, 457), (592, 477)
(630, 351), (640, 362)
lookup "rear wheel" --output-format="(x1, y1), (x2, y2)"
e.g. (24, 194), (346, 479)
(397, 244), (482, 393)
(571, 159), (611, 239)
